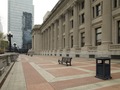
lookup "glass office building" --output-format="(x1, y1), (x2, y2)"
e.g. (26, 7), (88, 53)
(8, 0), (34, 51)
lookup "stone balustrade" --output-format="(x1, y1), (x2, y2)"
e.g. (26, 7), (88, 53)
(0, 53), (19, 76)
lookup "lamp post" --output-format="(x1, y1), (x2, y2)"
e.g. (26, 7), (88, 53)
(13, 42), (17, 52)
(7, 31), (13, 52)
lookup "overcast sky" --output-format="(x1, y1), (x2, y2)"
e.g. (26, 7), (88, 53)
(0, 0), (59, 34)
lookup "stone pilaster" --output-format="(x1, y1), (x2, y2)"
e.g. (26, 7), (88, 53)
(59, 16), (63, 50)
(39, 33), (42, 53)
(34, 32), (37, 52)
(45, 30), (47, 51)
(65, 10), (70, 50)
(43, 32), (45, 51)
(73, 2), (79, 49)
(32, 35), (34, 50)
(36, 32), (39, 53)
(51, 24), (54, 51)
(48, 27), (50, 51)
(54, 21), (57, 51)
(102, 0), (112, 45)
(46, 29), (48, 51)
(85, 0), (92, 46)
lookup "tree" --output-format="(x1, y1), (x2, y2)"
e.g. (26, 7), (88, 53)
(0, 32), (8, 54)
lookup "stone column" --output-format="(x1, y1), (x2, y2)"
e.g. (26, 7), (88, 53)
(45, 30), (47, 51)
(65, 10), (69, 50)
(32, 35), (34, 50)
(48, 27), (50, 51)
(41, 33), (43, 51)
(46, 29), (48, 51)
(39, 33), (42, 53)
(85, 0), (92, 46)
(59, 16), (63, 50)
(54, 21), (57, 50)
(34, 32), (37, 52)
(36, 32), (39, 53)
(43, 32), (45, 51)
(51, 24), (54, 51)
(102, 0), (112, 44)
(73, 2), (79, 49)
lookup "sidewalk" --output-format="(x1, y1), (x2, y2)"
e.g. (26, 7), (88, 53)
(1, 55), (120, 90)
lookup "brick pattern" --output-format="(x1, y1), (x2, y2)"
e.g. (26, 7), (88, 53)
(20, 55), (120, 90)
(22, 62), (54, 90)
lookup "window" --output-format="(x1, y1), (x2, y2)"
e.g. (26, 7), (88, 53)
(92, 7), (95, 18)
(118, 20), (120, 43)
(96, 27), (102, 46)
(119, 0), (120, 6)
(79, 15), (81, 25)
(71, 9), (74, 16)
(96, 3), (102, 16)
(79, 13), (85, 25)
(81, 32), (85, 47)
(71, 36), (73, 48)
(93, 3), (102, 18)
(81, 13), (85, 24)
(81, 1), (85, 9)
(63, 38), (65, 48)
(79, 1), (85, 10)
(70, 20), (74, 29)
(114, 0), (118, 8)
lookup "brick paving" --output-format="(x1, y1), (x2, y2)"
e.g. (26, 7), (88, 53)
(1, 54), (120, 90)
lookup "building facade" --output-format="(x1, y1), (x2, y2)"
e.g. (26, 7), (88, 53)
(8, 0), (34, 50)
(32, 0), (120, 58)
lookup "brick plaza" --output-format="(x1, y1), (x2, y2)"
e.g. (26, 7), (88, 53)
(1, 55), (120, 90)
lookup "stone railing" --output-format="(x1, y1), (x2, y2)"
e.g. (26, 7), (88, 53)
(109, 44), (120, 50)
(88, 46), (97, 51)
(0, 53), (19, 76)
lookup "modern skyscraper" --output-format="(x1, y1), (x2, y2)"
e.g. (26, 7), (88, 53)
(8, 0), (34, 50)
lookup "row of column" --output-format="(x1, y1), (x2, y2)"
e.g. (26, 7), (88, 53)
(41, 3), (79, 52)
(33, 0), (112, 53)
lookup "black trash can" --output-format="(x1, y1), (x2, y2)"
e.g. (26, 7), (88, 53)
(95, 57), (112, 80)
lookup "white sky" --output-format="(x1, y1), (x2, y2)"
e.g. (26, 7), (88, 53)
(0, 0), (59, 34)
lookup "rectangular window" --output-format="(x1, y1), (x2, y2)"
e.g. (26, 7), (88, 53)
(118, 20), (120, 43)
(96, 27), (102, 46)
(81, 1), (85, 9)
(71, 9), (74, 16)
(119, 0), (120, 6)
(70, 20), (74, 29)
(79, 3), (81, 10)
(79, 15), (81, 25)
(81, 13), (85, 24)
(114, 0), (118, 8)
(96, 3), (101, 16)
(71, 36), (73, 48)
(81, 32), (85, 47)
(92, 7), (95, 18)
(63, 38), (65, 48)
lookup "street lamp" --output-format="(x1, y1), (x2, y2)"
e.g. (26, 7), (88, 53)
(7, 31), (13, 52)
(13, 42), (17, 52)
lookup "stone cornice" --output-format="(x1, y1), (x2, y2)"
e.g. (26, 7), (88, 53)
(40, 0), (78, 33)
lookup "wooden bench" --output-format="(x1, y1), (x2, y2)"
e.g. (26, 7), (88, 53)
(58, 57), (72, 66)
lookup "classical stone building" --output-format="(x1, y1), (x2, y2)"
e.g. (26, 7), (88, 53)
(32, 0), (120, 58)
